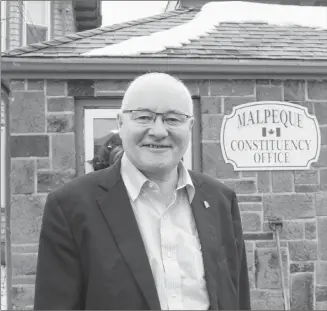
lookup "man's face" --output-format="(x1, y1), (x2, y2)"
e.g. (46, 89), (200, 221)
(118, 75), (193, 177)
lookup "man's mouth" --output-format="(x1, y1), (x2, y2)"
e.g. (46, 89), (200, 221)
(143, 144), (171, 149)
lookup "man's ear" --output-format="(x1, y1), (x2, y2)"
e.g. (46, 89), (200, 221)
(117, 113), (123, 130)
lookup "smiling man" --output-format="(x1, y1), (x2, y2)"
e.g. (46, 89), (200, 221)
(34, 73), (251, 310)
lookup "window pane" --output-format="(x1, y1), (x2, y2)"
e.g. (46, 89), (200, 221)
(26, 24), (48, 44)
(93, 119), (117, 156)
(24, 1), (49, 26)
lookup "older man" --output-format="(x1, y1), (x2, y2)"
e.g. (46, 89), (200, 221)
(34, 73), (251, 310)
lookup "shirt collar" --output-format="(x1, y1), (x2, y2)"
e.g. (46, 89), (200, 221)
(120, 153), (195, 203)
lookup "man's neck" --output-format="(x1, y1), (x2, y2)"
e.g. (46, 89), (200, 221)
(143, 167), (178, 192)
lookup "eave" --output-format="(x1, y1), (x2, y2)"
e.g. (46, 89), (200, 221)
(2, 57), (327, 83)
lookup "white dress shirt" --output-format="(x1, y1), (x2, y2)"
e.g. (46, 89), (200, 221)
(120, 153), (210, 310)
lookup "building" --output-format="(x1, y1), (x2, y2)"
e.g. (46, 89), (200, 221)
(1, 0), (327, 309)
(0, 1), (101, 309)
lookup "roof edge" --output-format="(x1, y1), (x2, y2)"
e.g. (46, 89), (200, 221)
(2, 57), (327, 80)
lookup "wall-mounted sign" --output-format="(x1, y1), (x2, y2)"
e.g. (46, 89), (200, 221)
(220, 101), (321, 171)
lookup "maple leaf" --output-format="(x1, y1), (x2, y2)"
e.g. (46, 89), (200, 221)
(268, 129), (275, 135)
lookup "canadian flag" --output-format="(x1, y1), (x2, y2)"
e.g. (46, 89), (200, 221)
(262, 127), (281, 137)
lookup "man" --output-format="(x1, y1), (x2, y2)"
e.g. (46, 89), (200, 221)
(34, 73), (251, 310)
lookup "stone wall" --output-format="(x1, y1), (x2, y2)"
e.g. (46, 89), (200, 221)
(8, 78), (327, 309)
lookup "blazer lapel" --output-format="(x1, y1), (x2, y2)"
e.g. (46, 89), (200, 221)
(190, 172), (221, 311)
(96, 161), (161, 310)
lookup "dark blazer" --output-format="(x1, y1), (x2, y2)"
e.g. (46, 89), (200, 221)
(34, 159), (251, 310)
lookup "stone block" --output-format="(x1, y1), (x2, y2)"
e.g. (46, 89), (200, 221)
(313, 102), (327, 125)
(12, 285), (35, 309)
(312, 147), (327, 168)
(272, 171), (294, 193)
(291, 273), (314, 311)
(316, 261), (327, 285)
(290, 263), (314, 273)
(11, 159), (35, 194)
(51, 134), (76, 170)
(12, 253), (37, 277)
(295, 185), (320, 193)
(200, 96), (222, 114)
(241, 212), (262, 232)
(210, 80), (255, 96)
(202, 143), (239, 179)
(316, 286), (327, 302)
(263, 221), (303, 240)
(11, 135), (49, 158)
(250, 290), (284, 310)
(10, 91), (45, 133)
(257, 171), (271, 193)
(239, 203), (262, 212)
(37, 158), (50, 170)
(223, 96), (256, 114)
(288, 241), (317, 261)
(321, 169), (327, 191)
(263, 194), (315, 220)
(318, 217), (327, 259)
(305, 220), (316, 239)
(47, 97), (74, 112)
(47, 114), (74, 133)
(68, 80), (94, 97)
(256, 241), (287, 248)
(37, 170), (75, 193)
(27, 80), (44, 91)
(46, 80), (66, 96)
(255, 247), (288, 289)
(316, 192), (327, 216)
(307, 80), (327, 100)
(201, 114), (223, 141)
(245, 232), (273, 240)
(237, 195), (262, 203)
(284, 80), (306, 101)
(10, 80), (25, 91)
(245, 241), (255, 288)
(12, 275), (36, 286)
(320, 126), (327, 145)
(316, 301), (327, 310)
(223, 179), (256, 194)
(94, 80), (129, 93)
(256, 85), (283, 101)
(316, 285), (327, 302)
(294, 170), (318, 185)
(11, 195), (47, 244)
(241, 171), (257, 177)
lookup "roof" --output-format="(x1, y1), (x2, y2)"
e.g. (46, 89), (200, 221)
(2, 6), (327, 61)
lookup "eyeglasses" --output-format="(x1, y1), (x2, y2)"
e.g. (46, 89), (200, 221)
(122, 109), (193, 127)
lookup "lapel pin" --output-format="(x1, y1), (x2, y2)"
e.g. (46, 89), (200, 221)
(203, 201), (210, 209)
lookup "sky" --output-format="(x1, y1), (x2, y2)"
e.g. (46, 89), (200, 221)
(101, 1), (327, 29)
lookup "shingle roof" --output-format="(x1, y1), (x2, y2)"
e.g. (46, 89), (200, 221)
(3, 7), (327, 60)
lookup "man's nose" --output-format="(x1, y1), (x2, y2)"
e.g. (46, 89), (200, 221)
(148, 117), (168, 138)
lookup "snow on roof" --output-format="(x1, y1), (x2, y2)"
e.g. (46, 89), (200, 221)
(68, 1), (327, 57)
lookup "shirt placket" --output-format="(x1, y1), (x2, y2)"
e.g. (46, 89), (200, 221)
(161, 196), (183, 310)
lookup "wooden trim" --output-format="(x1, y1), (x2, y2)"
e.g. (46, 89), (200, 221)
(3, 58), (327, 81)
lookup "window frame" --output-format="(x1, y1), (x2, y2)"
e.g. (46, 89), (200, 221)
(22, 1), (51, 45)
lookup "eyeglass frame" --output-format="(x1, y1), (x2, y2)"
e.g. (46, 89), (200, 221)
(121, 109), (194, 126)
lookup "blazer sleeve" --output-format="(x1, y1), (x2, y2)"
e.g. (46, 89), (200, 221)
(231, 191), (251, 310)
(34, 192), (83, 310)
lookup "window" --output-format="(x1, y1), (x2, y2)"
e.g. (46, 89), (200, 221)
(1, 1), (6, 52)
(84, 109), (120, 174)
(23, 1), (51, 45)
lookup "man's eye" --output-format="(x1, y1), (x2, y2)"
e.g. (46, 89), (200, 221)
(137, 115), (153, 120)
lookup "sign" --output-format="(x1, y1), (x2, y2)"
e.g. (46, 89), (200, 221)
(220, 101), (321, 171)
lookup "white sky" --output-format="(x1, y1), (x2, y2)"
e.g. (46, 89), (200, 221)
(101, 1), (327, 28)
